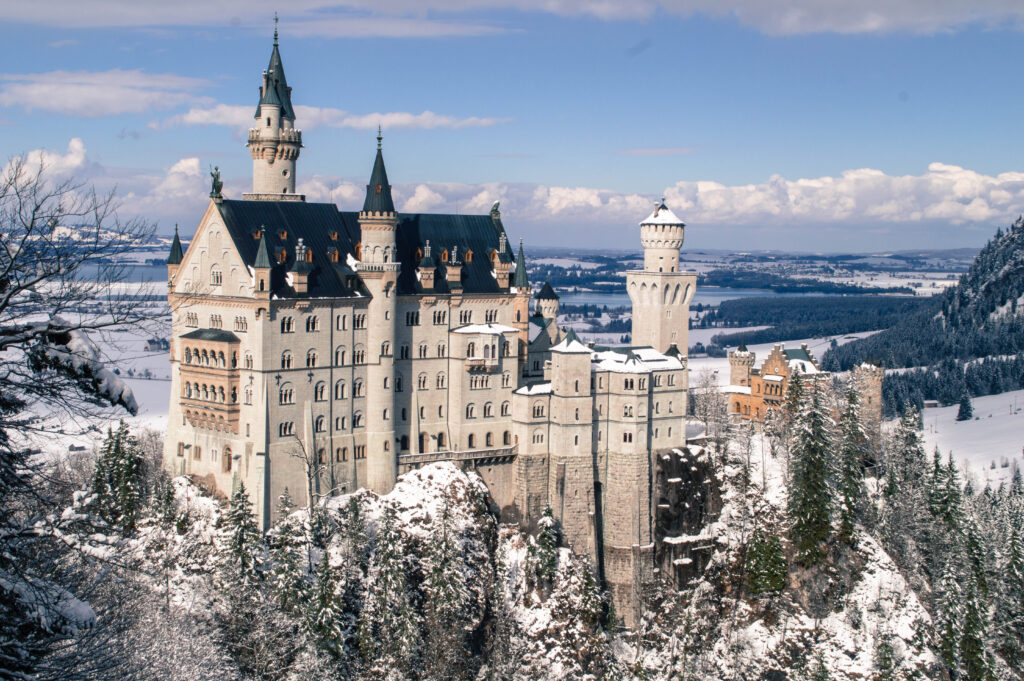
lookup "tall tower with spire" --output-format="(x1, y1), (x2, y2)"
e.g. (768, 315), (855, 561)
(358, 129), (400, 494)
(625, 199), (697, 352)
(246, 18), (303, 200)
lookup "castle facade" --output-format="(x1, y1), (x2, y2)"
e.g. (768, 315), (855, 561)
(163, 32), (696, 624)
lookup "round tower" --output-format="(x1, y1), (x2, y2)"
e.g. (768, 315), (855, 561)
(535, 281), (559, 320)
(247, 22), (303, 199)
(640, 198), (685, 273)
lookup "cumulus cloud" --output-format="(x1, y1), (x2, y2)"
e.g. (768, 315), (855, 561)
(6, 137), (89, 178)
(156, 103), (507, 131)
(1, 0), (1023, 36)
(0, 70), (211, 117)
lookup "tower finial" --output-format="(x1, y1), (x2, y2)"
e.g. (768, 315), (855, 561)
(377, 124), (382, 150)
(273, 13), (279, 45)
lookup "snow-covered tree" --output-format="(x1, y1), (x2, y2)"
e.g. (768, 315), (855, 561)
(836, 388), (867, 544)
(92, 420), (145, 533)
(304, 551), (349, 660)
(788, 385), (834, 566)
(267, 512), (309, 612)
(956, 393), (974, 421)
(217, 482), (263, 587)
(960, 575), (996, 681)
(745, 528), (787, 595)
(358, 505), (421, 680)
(422, 497), (473, 681)
(936, 561), (964, 675)
(532, 505), (560, 586)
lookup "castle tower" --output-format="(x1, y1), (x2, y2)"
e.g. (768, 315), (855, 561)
(547, 330), (598, 567)
(358, 130), (400, 493)
(852, 363), (884, 457)
(166, 224), (184, 284)
(626, 200), (697, 352)
(728, 343), (756, 386)
(246, 21), (303, 200)
(535, 281), (559, 320)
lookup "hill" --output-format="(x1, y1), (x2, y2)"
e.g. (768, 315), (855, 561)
(824, 218), (1024, 412)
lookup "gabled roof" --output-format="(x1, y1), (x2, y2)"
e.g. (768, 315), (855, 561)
(536, 281), (559, 300)
(783, 347), (813, 363)
(255, 30), (295, 120)
(362, 131), (395, 214)
(167, 225), (184, 265)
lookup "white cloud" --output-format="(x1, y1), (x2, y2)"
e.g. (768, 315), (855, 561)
(1, 0), (1023, 36)
(0, 70), (210, 117)
(402, 184), (447, 212)
(10, 137), (89, 177)
(157, 104), (507, 131)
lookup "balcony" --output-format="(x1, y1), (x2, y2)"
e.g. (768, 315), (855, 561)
(399, 445), (516, 468)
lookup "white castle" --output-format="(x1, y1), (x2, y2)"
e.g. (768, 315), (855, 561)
(163, 30), (697, 624)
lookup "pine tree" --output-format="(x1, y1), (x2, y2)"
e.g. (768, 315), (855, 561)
(534, 506), (560, 584)
(936, 561), (963, 675)
(965, 529), (989, 597)
(217, 482), (263, 587)
(267, 512), (308, 612)
(960, 575), (995, 681)
(480, 540), (524, 681)
(341, 496), (369, 575)
(92, 421), (144, 532)
(999, 529), (1024, 659)
(548, 556), (611, 679)
(358, 505), (421, 679)
(277, 487), (296, 520)
(745, 528), (787, 595)
(836, 388), (867, 544)
(957, 393), (974, 421)
(788, 385), (834, 566)
(422, 497), (472, 681)
(305, 551), (349, 659)
(873, 634), (897, 681)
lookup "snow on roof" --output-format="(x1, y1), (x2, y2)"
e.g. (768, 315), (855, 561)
(515, 382), (552, 395)
(591, 346), (683, 374)
(789, 359), (819, 374)
(764, 374), (784, 382)
(723, 385), (751, 394)
(551, 337), (592, 354)
(452, 323), (518, 335)
(640, 200), (684, 227)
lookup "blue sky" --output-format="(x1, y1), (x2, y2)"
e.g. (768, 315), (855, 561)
(3, 1), (1024, 251)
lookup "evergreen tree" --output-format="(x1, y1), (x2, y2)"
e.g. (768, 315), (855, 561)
(267, 512), (308, 612)
(217, 482), (263, 587)
(304, 551), (349, 660)
(745, 528), (787, 595)
(358, 505), (421, 679)
(341, 496), (370, 575)
(957, 393), (974, 421)
(422, 497), (472, 681)
(787, 385), (834, 566)
(936, 561), (963, 675)
(548, 556), (611, 679)
(480, 540), (524, 681)
(836, 388), (867, 544)
(873, 634), (897, 681)
(92, 421), (145, 532)
(277, 487), (296, 520)
(533, 506), (560, 585)
(999, 529), (1024, 660)
(960, 575), (995, 681)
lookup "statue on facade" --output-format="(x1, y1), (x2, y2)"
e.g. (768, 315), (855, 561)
(210, 166), (223, 199)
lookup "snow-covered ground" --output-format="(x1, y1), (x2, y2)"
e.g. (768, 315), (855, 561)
(921, 389), (1024, 488)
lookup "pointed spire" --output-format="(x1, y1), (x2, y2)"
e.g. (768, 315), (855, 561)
(377, 124), (382, 150)
(167, 224), (184, 265)
(362, 131), (395, 214)
(536, 281), (559, 300)
(273, 12), (279, 46)
(254, 231), (272, 269)
(513, 238), (529, 290)
(255, 17), (295, 120)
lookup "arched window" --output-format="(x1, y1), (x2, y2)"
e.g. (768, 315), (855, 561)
(314, 382), (326, 401)
(436, 373), (446, 389)
(201, 349), (209, 365)
(353, 411), (363, 428)
(437, 432), (446, 448)
(244, 387), (253, 405)
(381, 341), (391, 356)
(306, 349), (317, 367)
(468, 433), (477, 449)
(501, 401), (510, 416)
(466, 403), (476, 419)
(244, 353), (253, 369)
(418, 343), (428, 359)
(484, 402), (494, 417)
(281, 316), (294, 333)
(306, 316), (319, 332)
(483, 344), (490, 359)
(314, 416), (326, 432)
(353, 380), (364, 397)
(335, 347), (346, 365)
(437, 343), (446, 357)
(279, 385), (294, 405)
(503, 431), (512, 445)
(222, 446), (232, 473)
(532, 402), (545, 418)
(486, 432), (493, 447)
(624, 405), (633, 417)
(335, 381), (346, 399)
(281, 351), (293, 369)
(383, 377), (390, 389)
(418, 374), (428, 390)
(183, 347), (192, 363)
(467, 342), (476, 358)
(395, 375), (403, 392)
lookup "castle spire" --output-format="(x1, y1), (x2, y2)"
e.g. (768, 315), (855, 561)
(167, 224), (184, 265)
(254, 231), (272, 269)
(362, 131), (395, 214)
(513, 238), (529, 290)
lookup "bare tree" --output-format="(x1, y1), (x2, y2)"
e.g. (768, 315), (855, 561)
(0, 153), (158, 680)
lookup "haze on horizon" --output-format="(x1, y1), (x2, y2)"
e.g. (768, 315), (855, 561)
(3, 1), (1024, 251)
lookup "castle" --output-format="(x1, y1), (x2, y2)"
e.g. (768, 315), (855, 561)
(163, 30), (696, 624)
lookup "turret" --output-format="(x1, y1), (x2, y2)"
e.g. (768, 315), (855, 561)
(253, 230), (272, 299)
(639, 198), (685, 273)
(167, 224), (184, 283)
(445, 245), (463, 289)
(728, 343), (756, 386)
(290, 237), (311, 295)
(246, 20), (303, 200)
(358, 127), (399, 267)
(535, 281), (559, 320)
(417, 240), (436, 290)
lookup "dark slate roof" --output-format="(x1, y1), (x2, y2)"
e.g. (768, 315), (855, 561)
(530, 316), (552, 329)
(663, 343), (682, 358)
(783, 348), (813, 363)
(362, 134), (395, 214)
(181, 328), (241, 343)
(216, 200), (363, 299)
(253, 232), (272, 268)
(513, 239), (529, 289)
(214, 199), (513, 299)
(536, 281), (559, 300)
(255, 35), (295, 120)
(167, 226), (184, 265)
